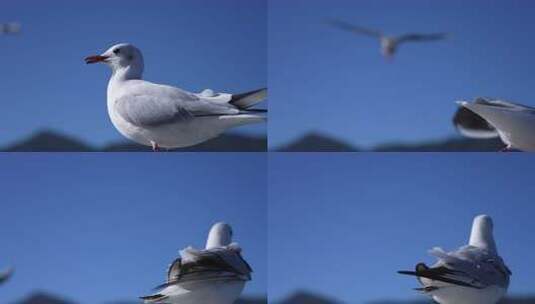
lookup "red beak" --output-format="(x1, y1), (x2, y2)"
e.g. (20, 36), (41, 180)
(84, 55), (109, 64)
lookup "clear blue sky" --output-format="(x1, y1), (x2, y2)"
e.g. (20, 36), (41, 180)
(0, 0), (266, 147)
(269, 154), (535, 303)
(269, 0), (535, 149)
(0, 153), (267, 303)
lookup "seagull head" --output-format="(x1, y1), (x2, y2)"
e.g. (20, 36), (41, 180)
(469, 214), (497, 253)
(85, 43), (144, 78)
(205, 222), (233, 249)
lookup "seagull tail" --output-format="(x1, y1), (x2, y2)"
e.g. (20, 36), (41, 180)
(230, 88), (267, 110)
(139, 294), (169, 303)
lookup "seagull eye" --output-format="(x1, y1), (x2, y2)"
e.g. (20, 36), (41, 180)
(113, 48), (121, 55)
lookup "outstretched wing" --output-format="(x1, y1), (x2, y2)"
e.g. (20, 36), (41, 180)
(396, 33), (448, 43)
(0, 22), (21, 35)
(326, 19), (382, 38)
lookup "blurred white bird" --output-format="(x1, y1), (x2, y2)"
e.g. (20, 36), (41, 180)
(85, 43), (267, 151)
(0, 22), (21, 35)
(141, 222), (252, 304)
(399, 215), (511, 304)
(327, 19), (448, 59)
(454, 97), (535, 151)
(0, 267), (14, 285)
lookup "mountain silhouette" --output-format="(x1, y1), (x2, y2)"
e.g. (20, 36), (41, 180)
(276, 133), (360, 152)
(276, 291), (342, 304)
(11, 291), (266, 304)
(274, 290), (535, 304)
(3, 130), (266, 152)
(11, 291), (76, 304)
(275, 132), (504, 152)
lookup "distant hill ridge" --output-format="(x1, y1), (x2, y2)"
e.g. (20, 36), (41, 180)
(0, 130), (510, 152)
(9, 290), (535, 304)
(274, 291), (535, 304)
(11, 291), (266, 304)
(275, 132), (504, 152)
(2, 130), (267, 152)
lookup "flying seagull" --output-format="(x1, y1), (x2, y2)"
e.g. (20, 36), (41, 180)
(141, 222), (252, 304)
(327, 19), (448, 58)
(85, 43), (267, 151)
(0, 267), (14, 285)
(398, 215), (510, 304)
(0, 22), (21, 35)
(454, 97), (535, 151)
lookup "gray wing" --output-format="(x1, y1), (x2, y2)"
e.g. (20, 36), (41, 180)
(114, 94), (239, 127)
(471, 97), (535, 112)
(430, 246), (510, 288)
(396, 33), (448, 43)
(399, 247), (510, 290)
(326, 19), (382, 38)
(157, 247), (251, 288)
(453, 106), (498, 139)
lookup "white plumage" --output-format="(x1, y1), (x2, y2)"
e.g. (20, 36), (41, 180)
(85, 43), (267, 150)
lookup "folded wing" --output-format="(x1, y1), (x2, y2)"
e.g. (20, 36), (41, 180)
(398, 246), (510, 290)
(155, 244), (252, 289)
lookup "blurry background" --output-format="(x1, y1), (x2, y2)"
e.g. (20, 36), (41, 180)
(269, 0), (535, 151)
(0, 154), (267, 303)
(269, 154), (535, 303)
(0, 0), (266, 151)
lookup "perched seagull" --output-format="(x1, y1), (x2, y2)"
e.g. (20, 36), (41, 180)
(0, 267), (14, 285)
(85, 43), (267, 151)
(141, 222), (252, 304)
(398, 215), (511, 304)
(327, 19), (448, 59)
(454, 97), (535, 151)
(0, 22), (21, 35)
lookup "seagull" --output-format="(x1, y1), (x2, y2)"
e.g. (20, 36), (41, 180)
(0, 267), (14, 285)
(327, 19), (448, 59)
(454, 97), (535, 151)
(141, 222), (252, 304)
(0, 22), (21, 35)
(85, 43), (267, 151)
(398, 215), (511, 304)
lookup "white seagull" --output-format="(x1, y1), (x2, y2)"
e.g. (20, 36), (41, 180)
(0, 267), (14, 285)
(398, 215), (511, 304)
(0, 22), (21, 35)
(141, 222), (252, 304)
(454, 97), (535, 151)
(85, 43), (267, 151)
(327, 19), (448, 59)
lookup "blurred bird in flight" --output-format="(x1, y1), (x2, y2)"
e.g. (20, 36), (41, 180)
(327, 19), (448, 59)
(0, 22), (21, 35)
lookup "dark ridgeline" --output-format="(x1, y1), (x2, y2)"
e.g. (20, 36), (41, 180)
(1, 130), (506, 152)
(275, 132), (504, 152)
(2, 130), (266, 152)
(272, 291), (535, 304)
(10, 291), (267, 304)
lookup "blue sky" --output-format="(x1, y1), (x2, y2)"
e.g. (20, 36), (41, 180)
(0, 0), (266, 147)
(0, 153), (267, 303)
(269, 154), (535, 302)
(268, 0), (535, 149)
